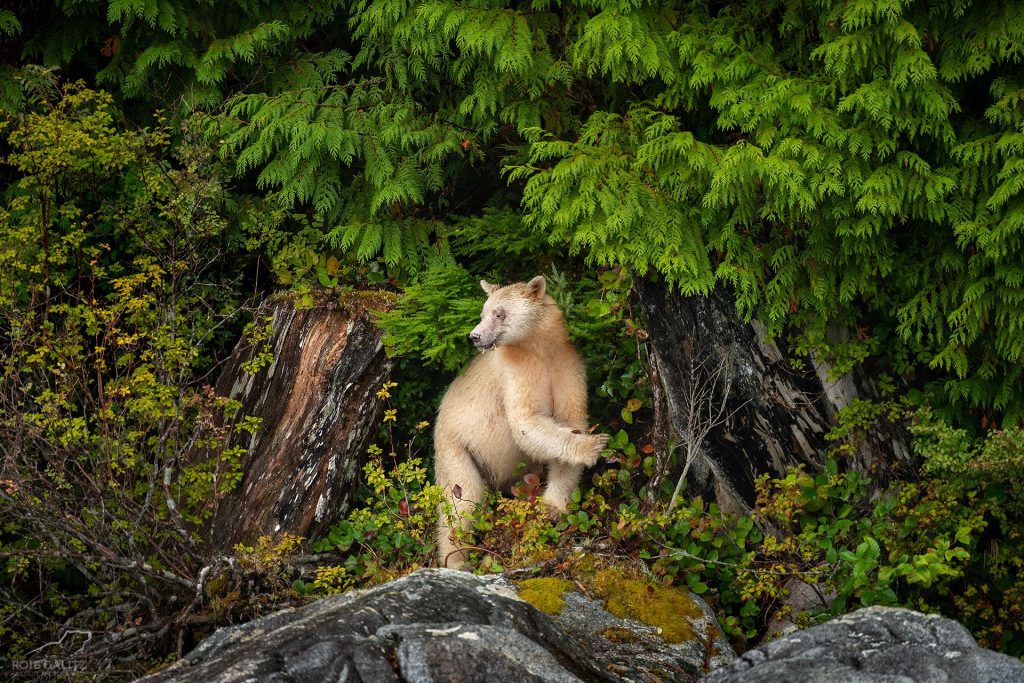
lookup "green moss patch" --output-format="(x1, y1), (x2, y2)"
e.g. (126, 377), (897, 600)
(517, 577), (573, 615)
(515, 559), (708, 645)
(600, 626), (641, 643)
(592, 567), (703, 643)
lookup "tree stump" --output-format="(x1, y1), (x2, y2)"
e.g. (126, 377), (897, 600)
(206, 292), (395, 552)
(638, 279), (910, 514)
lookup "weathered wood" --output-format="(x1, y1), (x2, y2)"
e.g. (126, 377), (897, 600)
(638, 280), (910, 513)
(206, 293), (395, 551)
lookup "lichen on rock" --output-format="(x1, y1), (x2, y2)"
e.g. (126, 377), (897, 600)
(591, 566), (704, 644)
(517, 577), (574, 615)
(599, 627), (641, 644)
(511, 556), (736, 680)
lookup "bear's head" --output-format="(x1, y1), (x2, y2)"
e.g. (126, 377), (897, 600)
(469, 275), (549, 349)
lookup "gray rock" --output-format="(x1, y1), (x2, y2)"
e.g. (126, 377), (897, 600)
(140, 568), (707, 683)
(702, 605), (1024, 683)
(380, 624), (583, 683)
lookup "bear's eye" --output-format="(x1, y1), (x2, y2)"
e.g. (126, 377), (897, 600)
(494, 307), (506, 320)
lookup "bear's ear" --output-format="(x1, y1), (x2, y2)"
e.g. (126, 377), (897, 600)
(480, 280), (500, 295)
(525, 275), (546, 300)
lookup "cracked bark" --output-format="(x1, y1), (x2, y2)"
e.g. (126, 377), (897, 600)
(638, 279), (911, 513)
(204, 293), (395, 552)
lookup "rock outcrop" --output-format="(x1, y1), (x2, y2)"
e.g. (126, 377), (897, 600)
(205, 292), (394, 552)
(546, 579), (734, 679)
(141, 569), (1023, 683)
(702, 605), (1024, 683)
(141, 568), (730, 683)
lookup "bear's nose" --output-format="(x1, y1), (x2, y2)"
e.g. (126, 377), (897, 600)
(469, 332), (481, 345)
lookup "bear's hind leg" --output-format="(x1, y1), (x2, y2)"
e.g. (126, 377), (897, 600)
(435, 443), (485, 570)
(541, 461), (584, 518)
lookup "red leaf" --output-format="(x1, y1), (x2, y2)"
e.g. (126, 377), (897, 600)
(398, 498), (410, 516)
(523, 473), (541, 488)
(452, 484), (462, 500)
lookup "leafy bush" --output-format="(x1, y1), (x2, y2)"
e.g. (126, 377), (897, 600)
(311, 451), (446, 583)
(895, 409), (1024, 653)
(316, 398), (1023, 657)
(627, 408), (1024, 653)
(312, 384), (447, 584)
(0, 79), (266, 674)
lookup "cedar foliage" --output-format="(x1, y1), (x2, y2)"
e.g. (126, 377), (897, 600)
(18, 1), (1023, 418)
(40, 0), (1011, 421)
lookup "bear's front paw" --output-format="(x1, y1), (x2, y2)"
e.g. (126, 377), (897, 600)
(578, 432), (608, 467)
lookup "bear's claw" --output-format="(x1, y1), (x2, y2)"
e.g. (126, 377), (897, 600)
(579, 432), (608, 467)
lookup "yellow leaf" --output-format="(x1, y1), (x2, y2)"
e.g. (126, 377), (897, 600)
(325, 255), (340, 276)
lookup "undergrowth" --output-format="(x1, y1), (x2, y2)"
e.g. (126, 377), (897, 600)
(313, 393), (1024, 656)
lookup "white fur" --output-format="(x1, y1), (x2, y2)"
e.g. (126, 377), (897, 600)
(434, 276), (607, 568)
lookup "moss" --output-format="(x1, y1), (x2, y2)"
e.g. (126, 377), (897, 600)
(571, 551), (598, 576)
(267, 288), (398, 314)
(347, 288), (399, 312)
(706, 624), (723, 656)
(204, 572), (228, 598)
(516, 557), (708, 645)
(600, 626), (640, 643)
(517, 577), (573, 615)
(591, 567), (703, 643)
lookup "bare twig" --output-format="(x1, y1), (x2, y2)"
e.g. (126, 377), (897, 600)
(667, 349), (753, 512)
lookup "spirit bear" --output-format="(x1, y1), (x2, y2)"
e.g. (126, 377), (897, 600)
(434, 275), (607, 568)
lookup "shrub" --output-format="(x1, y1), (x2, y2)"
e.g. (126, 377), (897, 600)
(0, 80), (263, 674)
(312, 385), (447, 584)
